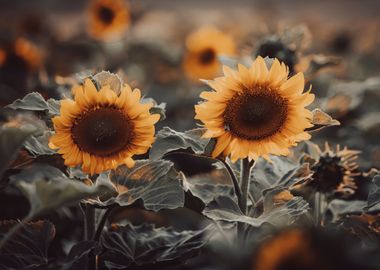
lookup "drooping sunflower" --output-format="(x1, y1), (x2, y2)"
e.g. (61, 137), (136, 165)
(195, 56), (314, 162)
(49, 79), (159, 175)
(183, 26), (236, 81)
(309, 143), (359, 196)
(87, 0), (130, 41)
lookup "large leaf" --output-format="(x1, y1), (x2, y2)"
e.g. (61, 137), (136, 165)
(47, 241), (98, 270)
(203, 194), (308, 228)
(0, 124), (38, 179)
(366, 174), (380, 210)
(149, 127), (211, 160)
(6, 92), (60, 116)
(327, 199), (368, 223)
(10, 164), (117, 217)
(100, 223), (210, 269)
(0, 220), (55, 269)
(94, 160), (185, 211)
(249, 156), (298, 202)
(24, 131), (56, 156)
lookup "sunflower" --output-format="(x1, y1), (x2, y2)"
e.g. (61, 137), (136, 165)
(309, 143), (359, 195)
(49, 79), (159, 175)
(13, 37), (43, 71)
(183, 26), (236, 81)
(255, 36), (297, 74)
(87, 0), (130, 41)
(195, 56), (314, 162)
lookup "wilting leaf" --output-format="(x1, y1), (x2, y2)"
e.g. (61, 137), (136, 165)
(150, 127), (211, 160)
(6, 92), (60, 116)
(307, 108), (340, 132)
(10, 164), (116, 217)
(100, 223), (210, 268)
(96, 160), (185, 211)
(0, 220), (55, 269)
(24, 131), (56, 156)
(92, 71), (122, 94)
(203, 195), (308, 228)
(0, 124), (38, 179)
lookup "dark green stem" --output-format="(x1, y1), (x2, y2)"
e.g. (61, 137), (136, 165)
(240, 158), (255, 215)
(93, 205), (116, 241)
(218, 158), (244, 212)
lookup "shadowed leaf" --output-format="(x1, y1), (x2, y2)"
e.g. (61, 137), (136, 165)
(0, 124), (38, 179)
(0, 220), (55, 269)
(10, 164), (116, 217)
(100, 223), (210, 269)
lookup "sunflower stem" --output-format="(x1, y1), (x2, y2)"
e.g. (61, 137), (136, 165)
(80, 203), (96, 270)
(218, 158), (243, 212)
(93, 205), (116, 242)
(240, 158), (255, 215)
(314, 192), (326, 226)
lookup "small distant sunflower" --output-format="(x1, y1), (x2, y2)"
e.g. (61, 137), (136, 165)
(0, 38), (43, 71)
(87, 0), (130, 41)
(309, 143), (359, 195)
(195, 56), (314, 162)
(183, 27), (236, 81)
(255, 36), (297, 74)
(49, 79), (159, 175)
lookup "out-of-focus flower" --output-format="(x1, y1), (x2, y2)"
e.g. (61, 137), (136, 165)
(87, 0), (130, 41)
(195, 56), (314, 162)
(13, 37), (43, 70)
(249, 228), (378, 270)
(183, 26), (236, 81)
(49, 79), (159, 175)
(0, 38), (43, 71)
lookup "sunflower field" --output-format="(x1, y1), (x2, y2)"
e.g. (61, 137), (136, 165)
(0, 1), (379, 270)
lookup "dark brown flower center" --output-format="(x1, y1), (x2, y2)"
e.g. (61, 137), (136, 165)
(71, 107), (133, 157)
(224, 88), (288, 140)
(311, 156), (346, 193)
(199, 48), (216, 65)
(98, 6), (115, 25)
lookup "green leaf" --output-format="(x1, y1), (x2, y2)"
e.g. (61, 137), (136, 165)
(24, 131), (56, 156)
(100, 223), (210, 268)
(366, 174), (380, 210)
(10, 164), (117, 217)
(0, 124), (38, 179)
(102, 160), (185, 211)
(203, 194), (308, 228)
(150, 127), (211, 160)
(6, 92), (60, 116)
(0, 220), (55, 269)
